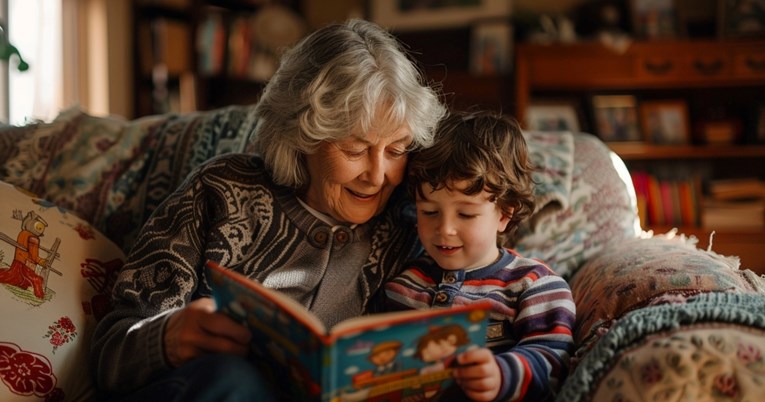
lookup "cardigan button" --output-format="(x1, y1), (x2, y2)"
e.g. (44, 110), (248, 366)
(435, 292), (449, 303)
(335, 229), (349, 244)
(444, 272), (457, 284)
(311, 229), (329, 246)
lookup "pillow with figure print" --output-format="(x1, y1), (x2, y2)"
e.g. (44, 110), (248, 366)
(0, 180), (125, 402)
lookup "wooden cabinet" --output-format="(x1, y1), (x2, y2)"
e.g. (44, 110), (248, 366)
(515, 40), (765, 271)
(515, 40), (765, 123)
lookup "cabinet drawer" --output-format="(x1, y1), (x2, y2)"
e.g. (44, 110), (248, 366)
(732, 49), (765, 79)
(528, 55), (635, 87)
(636, 52), (731, 82)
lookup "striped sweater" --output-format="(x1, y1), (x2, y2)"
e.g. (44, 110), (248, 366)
(384, 248), (576, 402)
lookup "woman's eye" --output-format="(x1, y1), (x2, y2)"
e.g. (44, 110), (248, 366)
(343, 148), (367, 158)
(387, 148), (407, 158)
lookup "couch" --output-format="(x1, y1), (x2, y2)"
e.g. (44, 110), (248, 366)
(1, 105), (764, 401)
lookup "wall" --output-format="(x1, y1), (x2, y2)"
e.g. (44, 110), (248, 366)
(76, 0), (132, 119)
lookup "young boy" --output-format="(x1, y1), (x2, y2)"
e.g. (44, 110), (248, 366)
(384, 111), (576, 401)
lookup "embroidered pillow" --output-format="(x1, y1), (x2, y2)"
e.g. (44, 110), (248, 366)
(0, 180), (125, 401)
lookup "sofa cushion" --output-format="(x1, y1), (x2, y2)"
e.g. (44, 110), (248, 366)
(0, 180), (125, 402)
(512, 131), (641, 279)
(0, 106), (258, 252)
(560, 292), (765, 402)
(591, 324), (765, 402)
(569, 232), (765, 358)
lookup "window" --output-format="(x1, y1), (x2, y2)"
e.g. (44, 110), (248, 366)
(1, 0), (64, 125)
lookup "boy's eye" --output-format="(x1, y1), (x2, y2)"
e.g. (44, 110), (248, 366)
(459, 213), (478, 219)
(419, 210), (438, 216)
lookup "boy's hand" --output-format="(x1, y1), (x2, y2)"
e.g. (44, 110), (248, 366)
(453, 347), (501, 401)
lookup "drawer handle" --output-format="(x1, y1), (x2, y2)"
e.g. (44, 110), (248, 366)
(745, 57), (765, 72)
(644, 60), (673, 75)
(693, 60), (724, 75)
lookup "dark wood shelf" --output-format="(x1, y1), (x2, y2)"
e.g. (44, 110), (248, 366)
(609, 144), (765, 160)
(132, 0), (300, 117)
(515, 39), (765, 267)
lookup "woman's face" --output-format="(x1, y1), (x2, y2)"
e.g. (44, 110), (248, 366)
(303, 125), (413, 224)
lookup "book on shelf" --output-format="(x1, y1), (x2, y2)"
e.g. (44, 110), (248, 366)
(702, 198), (765, 230)
(631, 171), (701, 228)
(206, 261), (490, 402)
(708, 178), (765, 201)
(196, 11), (226, 76)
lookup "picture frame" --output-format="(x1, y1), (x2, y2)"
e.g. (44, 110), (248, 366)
(369, 0), (512, 32)
(525, 100), (582, 132)
(592, 95), (642, 142)
(469, 21), (513, 76)
(630, 0), (681, 39)
(719, 0), (765, 39)
(639, 100), (691, 145)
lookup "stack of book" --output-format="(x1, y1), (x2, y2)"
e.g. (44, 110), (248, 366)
(703, 178), (765, 230)
(631, 171), (702, 229)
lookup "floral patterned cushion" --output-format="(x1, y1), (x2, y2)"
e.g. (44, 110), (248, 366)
(0, 106), (258, 252)
(0, 180), (125, 401)
(560, 292), (765, 402)
(593, 324), (765, 401)
(512, 132), (641, 279)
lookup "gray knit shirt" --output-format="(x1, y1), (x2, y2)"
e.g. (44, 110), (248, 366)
(89, 153), (421, 394)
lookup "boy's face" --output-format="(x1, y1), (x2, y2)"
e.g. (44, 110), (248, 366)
(415, 180), (510, 271)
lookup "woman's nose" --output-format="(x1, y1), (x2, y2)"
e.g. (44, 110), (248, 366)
(363, 152), (385, 186)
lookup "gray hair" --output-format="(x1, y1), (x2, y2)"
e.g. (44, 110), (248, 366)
(251, 19), (447, 188)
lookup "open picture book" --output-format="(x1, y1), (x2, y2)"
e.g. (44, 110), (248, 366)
(206, 260), (490, 402)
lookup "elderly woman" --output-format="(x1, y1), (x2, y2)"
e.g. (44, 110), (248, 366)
(90, 19), (447, 401)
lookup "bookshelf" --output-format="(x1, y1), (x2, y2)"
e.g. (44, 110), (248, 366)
(132, 0), (303, 118)
(515, 40), (765, 272)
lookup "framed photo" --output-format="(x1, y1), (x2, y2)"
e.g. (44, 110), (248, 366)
(719, 0), (765, 39)
(639, 100), (690, 144)
(630, 0), (681, 39)
(369, 0), (512, 32)
(592, 95), (642, 142)
(525, 101), (581, 132)
(470, 21), (513, 76)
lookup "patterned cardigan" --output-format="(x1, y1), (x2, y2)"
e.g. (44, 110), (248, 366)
(89, 153), (422, 394)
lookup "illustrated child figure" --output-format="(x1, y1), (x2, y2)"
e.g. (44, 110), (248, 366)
(369, 340), (403, 376)
(414, 324), (470, 399)
(384, 111), (576, 401)
(0, 211), (48, 298)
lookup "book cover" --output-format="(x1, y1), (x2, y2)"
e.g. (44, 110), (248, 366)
(206, 261), (490, 401)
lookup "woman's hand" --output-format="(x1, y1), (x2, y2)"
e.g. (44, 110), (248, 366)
(454, 347), (501, 402)
(163, 297), (252, 367)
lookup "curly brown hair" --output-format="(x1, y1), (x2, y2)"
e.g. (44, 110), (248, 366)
(407, 111), (535, 245)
